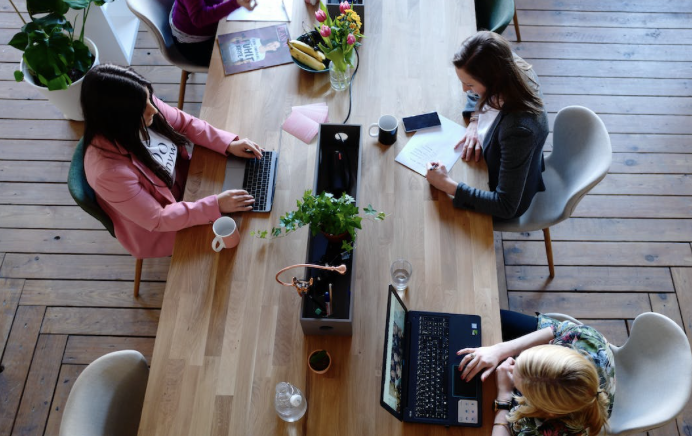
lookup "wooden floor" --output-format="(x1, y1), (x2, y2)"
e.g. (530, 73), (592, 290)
(0, 0), (690, 434)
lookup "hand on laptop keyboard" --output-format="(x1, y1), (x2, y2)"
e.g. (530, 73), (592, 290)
(227, 138), (264, 159)
(217, 189), (255, 213)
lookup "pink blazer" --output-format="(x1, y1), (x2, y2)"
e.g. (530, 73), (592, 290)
(84, 97), (238, 258)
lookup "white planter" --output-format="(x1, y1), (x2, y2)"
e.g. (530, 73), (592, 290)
(20, 37), (99, 121)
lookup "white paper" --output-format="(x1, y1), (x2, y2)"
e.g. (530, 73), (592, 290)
(395, 115), (466, 176)
(227, 0), (292, 22)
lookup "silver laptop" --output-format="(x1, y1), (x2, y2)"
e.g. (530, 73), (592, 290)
(222, 150), (279, 213)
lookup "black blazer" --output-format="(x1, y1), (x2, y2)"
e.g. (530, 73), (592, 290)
(453, 108), (548, 220)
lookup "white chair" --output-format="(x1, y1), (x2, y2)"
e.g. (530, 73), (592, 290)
(494, 106), (612, 278)
(59, 350), (149, 436)
(605, 312), (692, 435)
(125, 0), (208, 109)
(538, 312), (692, 435)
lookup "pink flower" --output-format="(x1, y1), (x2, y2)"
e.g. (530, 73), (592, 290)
(319, 25), (331, 37)
(339, 1), (350, 14)
(315, 9), (327, 22)
(346, 33), (356, 45)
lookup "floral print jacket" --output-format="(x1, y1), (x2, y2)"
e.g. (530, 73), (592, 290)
(509, 315), (616, 436)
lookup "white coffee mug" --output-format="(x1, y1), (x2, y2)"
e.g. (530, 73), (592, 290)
(212, 216), (240, 252)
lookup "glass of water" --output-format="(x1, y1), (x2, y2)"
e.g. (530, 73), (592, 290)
(390, 259), (413, 291)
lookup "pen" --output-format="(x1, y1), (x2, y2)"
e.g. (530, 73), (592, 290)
(429, 163), (439, 171)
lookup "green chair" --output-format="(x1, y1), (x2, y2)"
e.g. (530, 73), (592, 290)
(475, 0), (522, 41)
(68, 138), (144, 298)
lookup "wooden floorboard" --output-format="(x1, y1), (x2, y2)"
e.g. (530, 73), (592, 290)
(1, 0), (691, 433)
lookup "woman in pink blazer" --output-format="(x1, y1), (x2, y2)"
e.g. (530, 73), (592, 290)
(81, 64), (262, 258)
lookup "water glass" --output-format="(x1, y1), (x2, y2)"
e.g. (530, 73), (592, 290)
(390, 259), (412, 291)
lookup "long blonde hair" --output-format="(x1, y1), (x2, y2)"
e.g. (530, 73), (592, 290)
(509, 345), (609, 435)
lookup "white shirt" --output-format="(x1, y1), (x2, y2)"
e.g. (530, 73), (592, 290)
(477, 105), (501, 147)
(143, 129), (178, 181)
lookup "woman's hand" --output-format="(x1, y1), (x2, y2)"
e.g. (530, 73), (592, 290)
(495, 357), (516, 400)
(217, 190), (254, 213)
(227, 138), (263, 159)
(237, 0), (257, 11)
(425, 162), (458, 196)
(457, 343), (507, 382)
(455, 120), (482, 162)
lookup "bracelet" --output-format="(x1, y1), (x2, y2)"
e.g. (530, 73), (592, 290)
(469, 116), (479, 122)
(494, 422), (509, 427)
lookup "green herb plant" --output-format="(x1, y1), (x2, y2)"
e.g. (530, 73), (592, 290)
(250, 190), (385, 252)
(9, 0), (107, 90)
(309, 350), (330, 371)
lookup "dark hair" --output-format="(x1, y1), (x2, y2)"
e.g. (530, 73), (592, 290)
(452, 31), (543, 115)
(81, 64), (190, 188)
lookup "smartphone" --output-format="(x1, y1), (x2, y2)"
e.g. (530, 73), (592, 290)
(402, 112), (442, 133)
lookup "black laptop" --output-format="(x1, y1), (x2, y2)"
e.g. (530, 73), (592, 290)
(380, 285), (482, 427)
(222, 150), (279, 213)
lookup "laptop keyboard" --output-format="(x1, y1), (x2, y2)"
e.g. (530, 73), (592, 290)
(415, 316), (450, 420)
(242, 151), (275, 211)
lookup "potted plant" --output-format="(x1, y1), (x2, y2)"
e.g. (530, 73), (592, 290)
(9, 0), (106, 120)
(314, 1), (362, 91)
(251, 190), (385, 252)
(308, 349), (332, 374)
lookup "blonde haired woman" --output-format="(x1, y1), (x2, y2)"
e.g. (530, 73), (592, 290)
(458, 315), (615, 435)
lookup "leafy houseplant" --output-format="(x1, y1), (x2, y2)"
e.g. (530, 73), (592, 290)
(314, 1), (362, 73)
(9, 0), (105, 91)
(251, 190), (385, 252)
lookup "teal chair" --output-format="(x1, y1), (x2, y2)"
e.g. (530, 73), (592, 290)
(475, 0), (522, 41)
(68, 138), (144, 297)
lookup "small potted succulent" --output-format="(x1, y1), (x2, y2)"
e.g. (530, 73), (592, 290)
(308, 349), (332, 374)
(251, 190), (385, 252)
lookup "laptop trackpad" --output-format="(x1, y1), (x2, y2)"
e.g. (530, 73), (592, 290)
(222, 156), (246, 192)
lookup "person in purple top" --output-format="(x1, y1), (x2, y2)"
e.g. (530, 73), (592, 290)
(170, 0), (256, 65)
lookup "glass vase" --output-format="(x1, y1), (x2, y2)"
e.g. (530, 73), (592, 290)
(329, 62), (352, 92)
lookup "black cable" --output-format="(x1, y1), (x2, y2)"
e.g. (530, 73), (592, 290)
(342, 47), (359, 124)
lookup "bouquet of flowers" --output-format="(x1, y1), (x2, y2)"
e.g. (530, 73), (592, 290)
(314, 1), (363, 73)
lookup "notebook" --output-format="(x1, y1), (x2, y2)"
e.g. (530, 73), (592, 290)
(222, 150), (279, 213)
(380, 285), (483, 427)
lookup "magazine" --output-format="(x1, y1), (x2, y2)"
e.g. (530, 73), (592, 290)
(217, 24), (292, 75)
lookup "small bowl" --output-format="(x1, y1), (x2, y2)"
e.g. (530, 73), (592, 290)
(291, 55), (330, 73)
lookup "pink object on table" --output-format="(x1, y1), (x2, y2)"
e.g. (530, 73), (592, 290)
(282, 102), (329, 143)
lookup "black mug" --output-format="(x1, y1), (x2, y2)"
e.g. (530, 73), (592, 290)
(369, 115), (398, 145)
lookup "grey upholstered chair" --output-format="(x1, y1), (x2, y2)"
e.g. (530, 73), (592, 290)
(536, 312), (692, 435)
(59, 350), (150, 436)
(126, 0), (208, 109)
(494, 106), (612, 278)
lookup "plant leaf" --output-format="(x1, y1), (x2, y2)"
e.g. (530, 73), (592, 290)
(13, 70), (24, 82)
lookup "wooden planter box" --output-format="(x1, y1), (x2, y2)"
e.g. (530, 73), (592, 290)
(300, 124), (362, 336)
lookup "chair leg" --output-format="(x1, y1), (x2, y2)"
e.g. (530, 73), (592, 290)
(134, 258), (143, 298)
(513, 8), (522, 42)
(178, 70), (190, 110)
(542, 228), (555, 278)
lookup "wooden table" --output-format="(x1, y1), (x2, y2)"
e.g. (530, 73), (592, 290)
(138, 1), (502, 434)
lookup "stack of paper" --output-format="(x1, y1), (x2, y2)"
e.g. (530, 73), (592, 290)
(282, 103), (329, 144)
(395, 115), (467, 176)
(227, 0), (293, 22)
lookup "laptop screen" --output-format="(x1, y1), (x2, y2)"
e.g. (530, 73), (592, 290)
(381, 287), (407, 417)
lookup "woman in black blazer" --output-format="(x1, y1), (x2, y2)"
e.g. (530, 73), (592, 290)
(426, 31), (549, 220)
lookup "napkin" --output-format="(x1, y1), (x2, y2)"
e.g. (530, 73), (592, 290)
(282, 102), (329, 143)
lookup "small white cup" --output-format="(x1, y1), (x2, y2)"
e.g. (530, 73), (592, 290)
(212, 217), (240, 252)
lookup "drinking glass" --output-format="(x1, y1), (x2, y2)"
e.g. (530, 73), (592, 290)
(390, 259), (412, 291)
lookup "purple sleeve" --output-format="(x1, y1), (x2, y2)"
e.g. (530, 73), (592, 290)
(183, 0), (241, 28)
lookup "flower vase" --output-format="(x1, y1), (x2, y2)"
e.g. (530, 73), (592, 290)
(329, 62), (351, 92)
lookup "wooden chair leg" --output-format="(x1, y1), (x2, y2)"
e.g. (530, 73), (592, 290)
(178, 70), (189, 110)
(542, 228), (555, 278)
(513, 8), (522, 42)
(134, 258), (143, 298)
